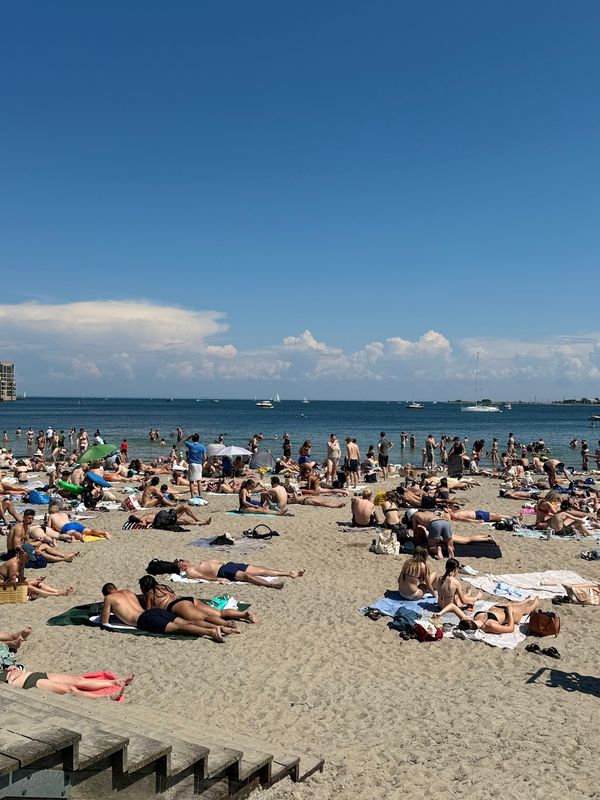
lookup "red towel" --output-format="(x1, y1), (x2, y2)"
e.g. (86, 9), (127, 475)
(77, 671), (125, 702)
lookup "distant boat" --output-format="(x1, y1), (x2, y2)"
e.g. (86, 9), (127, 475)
(462, 353), (500, 413)
(256, 400), (274, 409)
(406, 402), (424, 409)
(504, 402), (512, 410)
(302, 397), (310, 404)
(212, 399), (219, 403)
(167, 398), (174, 402)
(273, 393), (281, 403)
(589, 415), (600, 422)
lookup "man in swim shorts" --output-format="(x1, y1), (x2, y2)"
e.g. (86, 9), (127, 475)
(449, 508), (504, 524)
(100, 584), (226, 641)
(543, 459), (570, 488)
(47, 504), (112, 540)
(166, 558), (305, 589)
(345, 437), (361, 488)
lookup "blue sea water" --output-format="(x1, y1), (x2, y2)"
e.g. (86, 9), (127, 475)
(0, 397), (598, 467)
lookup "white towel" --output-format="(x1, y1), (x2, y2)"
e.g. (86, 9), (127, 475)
(465, 570), (594, 600)
(170, 572), (280, 585)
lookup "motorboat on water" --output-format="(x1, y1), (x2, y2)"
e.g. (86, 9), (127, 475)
(406, 402), (424, 409)
(256, 400), (274, 409)
(504, 402), (512, 410)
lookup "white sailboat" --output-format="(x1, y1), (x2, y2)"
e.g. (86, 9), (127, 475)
(273, 393), (281, 403)
(462, 353), (500, 413)
(302, 397), (310, 404)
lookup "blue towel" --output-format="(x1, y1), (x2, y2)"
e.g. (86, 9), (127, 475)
(495, 581), (526, 600)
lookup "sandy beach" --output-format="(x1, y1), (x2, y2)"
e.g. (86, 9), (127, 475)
(2, 474), (600, 800)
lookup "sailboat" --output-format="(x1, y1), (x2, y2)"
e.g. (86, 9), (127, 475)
(302, 397), (310, 404)
(462, 353), (500, 413)
(273, 393), (281, 403)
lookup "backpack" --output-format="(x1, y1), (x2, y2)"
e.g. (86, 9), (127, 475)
(527, 609), (560, 637)
(152, 509), (188, 532)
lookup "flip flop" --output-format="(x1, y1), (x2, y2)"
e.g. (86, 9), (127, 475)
(526, 643), (542, 654)
(542, 647), (561, 659)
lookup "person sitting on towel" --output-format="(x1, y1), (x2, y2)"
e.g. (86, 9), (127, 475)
(397, 546), (437, 600)
(146, 558), (305, 589)
(101, 583), (227, 642)
(434, 558), (482, 611)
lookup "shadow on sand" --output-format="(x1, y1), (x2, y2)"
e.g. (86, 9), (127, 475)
(527, 667), (600, 697)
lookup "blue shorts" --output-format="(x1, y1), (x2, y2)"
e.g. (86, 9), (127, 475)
(217, 562), (248, 582)
(428, 520), (452, 541)
(61, 521), (85, 535)
(349, 459), (359, 472)
(298, 456), (310, 465)
(137, 608), (177, 633)
(475, 510), (490, 522)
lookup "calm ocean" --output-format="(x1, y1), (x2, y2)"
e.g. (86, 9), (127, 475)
(0, 397), (598, 467)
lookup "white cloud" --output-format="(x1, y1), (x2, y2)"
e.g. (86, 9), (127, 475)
(282, 330), (342, 354)
(386, 330), (452, 358)
(206, 344), (238, 359)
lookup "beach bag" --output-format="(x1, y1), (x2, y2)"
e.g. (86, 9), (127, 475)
(413, 620), (443, 642)
(565, 584), (600, 606)
(120, 496), (141, 512)
(527, 609), (560, 637)
(152, 509), (187, 532)
(371, 529), (400, 556)
(365, 472), (377, 483)
(242, 524), (280, 540)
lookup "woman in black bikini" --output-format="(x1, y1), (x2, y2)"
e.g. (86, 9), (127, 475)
(138, 576), (257, 632)
(436, 597), (539, 634)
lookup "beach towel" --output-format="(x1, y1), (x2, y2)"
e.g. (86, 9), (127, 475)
(403, 540), (503, 559)
(226, 510), (292, 518)
(187, 536), (267, 553)
(83, 533), (107, 542)
(76, 671), (125, 702)
(170, 572), (280, 585)
(512, 528), (600, 541)
(336, 521), (382, 534)
(122, 521), (151, 530)
(464, 570), (595, 600)
(359, 593), (526, 649)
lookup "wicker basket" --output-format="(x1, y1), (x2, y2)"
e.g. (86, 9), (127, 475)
(0, 584), (28, 604)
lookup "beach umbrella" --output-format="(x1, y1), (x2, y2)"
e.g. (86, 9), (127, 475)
(216, 446), (253, 458)
(78, 443), (118, 464)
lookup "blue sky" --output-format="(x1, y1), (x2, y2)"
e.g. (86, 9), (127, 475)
(1, 2), (600, 399)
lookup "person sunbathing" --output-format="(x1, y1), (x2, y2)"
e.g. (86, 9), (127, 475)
(101, 584), (227, 641)
(0, 666), (135, 699)
(438, 597), (540, 635)
(146, 558), (305, 589)
(288, 492), (346, 508)
(0, 480), (28, 496)
(448, 508), (505, 524)
(548, 500), (598, 537)
(397, 547), (437, 600)
(25, 576), (74, 599)
(128, 507), (212, 527)
(351, 490), (379, 526)
(408, 510), (496, 559)
(46, 504), (112, 540)
(434, 558), (482, 611)
(0, 498), (22, 524)
(238, 479), (287, 515)
(138, 575), (256, 632)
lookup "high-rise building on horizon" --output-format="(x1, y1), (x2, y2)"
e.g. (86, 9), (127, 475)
(0, 362), (16, 401)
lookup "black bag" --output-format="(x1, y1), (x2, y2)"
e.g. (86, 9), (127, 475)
(152, 509), (188, 532)
(242, 524), (280, 540)
(421, 496), (436, 509)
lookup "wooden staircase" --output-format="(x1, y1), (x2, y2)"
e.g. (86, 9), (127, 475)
(0, 683), (323, 799)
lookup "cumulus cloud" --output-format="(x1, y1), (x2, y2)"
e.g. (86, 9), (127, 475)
(282, 330), (342, 354)
(386, 330), (452, 358)
(206, 344), (238, 359)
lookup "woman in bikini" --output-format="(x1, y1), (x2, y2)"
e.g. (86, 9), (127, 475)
(1, 667), (135, 699)
(397, 547), (437, 600)
(437, 597), (540, 634)
(138, 576), (256, 632)
(238, 479), (286, 515)
(434, 558), (482, 611)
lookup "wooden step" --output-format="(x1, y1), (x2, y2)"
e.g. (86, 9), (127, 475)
(0, 690), (127, 771)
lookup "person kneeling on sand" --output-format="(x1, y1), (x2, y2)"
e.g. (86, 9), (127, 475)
(146, 558), (304, 589)
(138, 575), (256, 634)
(101, 583), (227, 641)
(436, 597), (540, 635)
(351, 490), (378, 527)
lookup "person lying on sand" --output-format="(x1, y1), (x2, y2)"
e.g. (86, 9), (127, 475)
(397, 547), (437, 600)
(407, 510), (496, 560)
(434, 558), (482, 611)
(0, 666), (134, 700)
(0, 480), (28, 496)
(146, 558), (305, 589)
(138, 575), (256, 634)
(101, 584), (226, 641)
(448, 508), (505, 524)
(46, 503), (112, 540)
(436, 597), (540, 635)
(128, 508), (212, 527)
(239, 479), (288, 515)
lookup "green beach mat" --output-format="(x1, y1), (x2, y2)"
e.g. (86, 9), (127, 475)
(47, 600), (249, 639)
